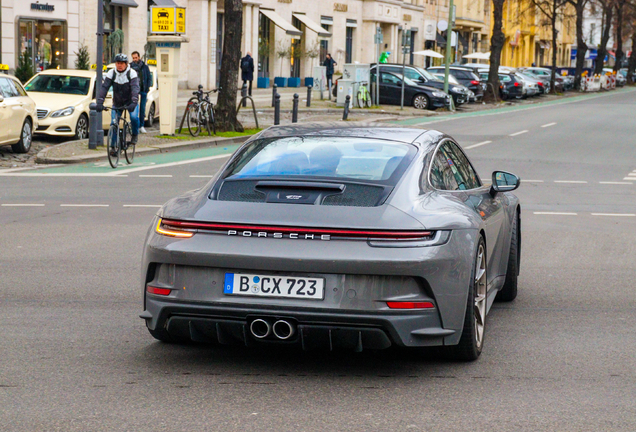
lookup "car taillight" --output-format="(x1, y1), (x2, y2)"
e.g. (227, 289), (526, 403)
(156, 218), (194, 238)
(514, 82), (520, 87)
(146, 285), (172, 296)
(387, 301), (435, 309)
(471, 80), (480, 85)
(537, 82), (544, 87)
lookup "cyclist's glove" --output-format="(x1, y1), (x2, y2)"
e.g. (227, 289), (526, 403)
(127, 103), (137, 112)
(95, 103), (103, 112)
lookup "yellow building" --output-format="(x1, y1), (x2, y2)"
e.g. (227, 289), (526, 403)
(499, 0), (537, 68)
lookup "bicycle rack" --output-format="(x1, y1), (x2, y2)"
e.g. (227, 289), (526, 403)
(177, 97), (197, 134)
(236, 95), (259, 129)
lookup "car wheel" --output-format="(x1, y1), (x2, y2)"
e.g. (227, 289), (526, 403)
(11, 118), (32, 154)
(496, 211), (519, 302)
(74, 114), (89, 140)
(412, 94), (429, 110)
(145, 103), (155, 127)
(445, 236), (487, 361)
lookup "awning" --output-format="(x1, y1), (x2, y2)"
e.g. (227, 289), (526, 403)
(110, 0), (138, 7)
(292, 13), (331, 38)
(412, 49), (444, 59)
(260, 9), (302, 36)
(150, 0), (176, 5)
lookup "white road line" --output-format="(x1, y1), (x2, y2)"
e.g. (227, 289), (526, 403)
(0, 164), (64, 173)
(60, 204), (109, 207)
(108, 154), (232, 176)
(533, 212), (578, 215)
(600, 181), (633, 185)
(139, 175), (173, 178)
(0, 173), (129, 177)
(509, 130), (528, 137)
(623, 178), (636, 181)
(464, 140), (492, 149)
(554, 180), (588, 184)
(189, 175), (215, 178)
(591, 213), (636, 217)
(523, 180), (544, 183)
(541, 122), (557, 128)
(1, 203), (45, 207)
(123, 205), (162, 208)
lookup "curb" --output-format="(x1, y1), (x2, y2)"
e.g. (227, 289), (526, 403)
(35, 135), (252, 165)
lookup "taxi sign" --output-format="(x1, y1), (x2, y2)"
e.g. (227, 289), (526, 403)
(151, 6), (186, 34)
(0, 64), (9, 71)
(147, 59), (157, 66)
(90, 64), (108, 71)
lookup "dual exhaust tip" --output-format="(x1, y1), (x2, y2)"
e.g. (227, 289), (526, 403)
(250, 318), (295, 340)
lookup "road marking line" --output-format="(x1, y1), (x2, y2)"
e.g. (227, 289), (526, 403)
(1, 203), (45, 207)
(139, 175), (173, 178)
(554, 180), (588, 184)
(123, 205), (163, 208)
(622, 178), (636, 181)
(509, 130), (528, 137)
(523, 180), (544, 183)
(189, 175), (215, 178)
(60, 204), (109, 207)
(591, 213), (636, 217)
(107, 154), (232, 176)
(0, 164), (64, 173)
(0, 173), (129, 177)
(600, 182), (633, 185)
(533, 212), (578, 215)
(464, 140), (492, 149)
(541, 122), (557, 128)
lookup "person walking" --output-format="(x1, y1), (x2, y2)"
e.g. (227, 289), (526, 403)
(96, 53), (140, 153)
(130, 51), (151, 133)
(323, 53), (337, 90)
(240, 52), (254, 96)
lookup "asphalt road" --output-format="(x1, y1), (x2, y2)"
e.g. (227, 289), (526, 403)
(1, 89), (635, 431)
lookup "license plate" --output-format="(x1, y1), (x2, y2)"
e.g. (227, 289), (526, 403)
(224, 273), (325, 300)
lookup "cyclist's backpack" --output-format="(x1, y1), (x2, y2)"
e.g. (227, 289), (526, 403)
(241, 58), (250, 71)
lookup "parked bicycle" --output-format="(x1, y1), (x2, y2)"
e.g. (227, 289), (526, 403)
(103, 106), (135, 169)
(353, 81), (372, 108)
(186, 85), (219, 137)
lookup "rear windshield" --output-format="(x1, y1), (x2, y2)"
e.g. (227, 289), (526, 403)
(25, 75), (91, 95)
(224, 136), (416, 183)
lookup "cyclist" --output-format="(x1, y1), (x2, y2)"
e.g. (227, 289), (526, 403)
(96, 53), (140, 153)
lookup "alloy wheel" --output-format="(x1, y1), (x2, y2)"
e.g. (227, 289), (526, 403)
(22, 121), (32, 151)
(474, 243), (487, 349)
(76, 116), (88, 140)
(413, 95), (428, 110)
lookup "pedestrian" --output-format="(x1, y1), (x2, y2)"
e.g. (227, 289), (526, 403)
(323, 53), (337, 90)
(130, 51), (152, 133)
(240, 52), (254, 96)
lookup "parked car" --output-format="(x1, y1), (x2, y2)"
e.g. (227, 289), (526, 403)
(0, 74), (37, 153)
(513, 73), (540, 97)
(141, 124), (522, 361)
(430, 73), (475, 103)
(477, 70), (524, 100)
(106, 63), (160, 127)
(370, 64), (470, 105)
(372, 71), (450, 109)
(24, 69), (95, 140)
(517, 70), (550, 94)
(518, 67), (567, 92)
(426, 66), (485, 101)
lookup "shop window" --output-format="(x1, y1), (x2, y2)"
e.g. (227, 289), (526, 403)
(18, 19), (67, 74)
(104, 1), (125, 63)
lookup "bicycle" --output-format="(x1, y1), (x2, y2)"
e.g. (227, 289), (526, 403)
(186, 85), (219, 137)
(353, 81), (372, 108)
(103, 106), (135, 169)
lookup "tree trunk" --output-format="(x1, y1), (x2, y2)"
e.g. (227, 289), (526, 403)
(628, 30), (636, 82)
(595, 2), (613, 74)
(550, 3), (558, 93)
(573, 0), (588, 89)
(485, 0), (505, 102)
(215, 0), (244, 132)
(613, 0), (623, 72)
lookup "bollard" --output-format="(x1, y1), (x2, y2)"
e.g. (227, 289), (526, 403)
(306, 85), (312, 107)
(292, 93), (299, 123)
(343, 95), (350, 120)
(319, 79), (324, 101)
(88, 102), (99, 150)
(274, 93), (281, 125)
(272, 84), (278, 107)
(241, 83), (247, 107)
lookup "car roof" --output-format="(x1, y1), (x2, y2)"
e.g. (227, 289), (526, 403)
(256, 123), (437, 145)
(31, 69), (95, 78)
(428, 66), (473, 71)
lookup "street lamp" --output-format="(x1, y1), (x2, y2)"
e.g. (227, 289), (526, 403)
(88, 0), (105, 149)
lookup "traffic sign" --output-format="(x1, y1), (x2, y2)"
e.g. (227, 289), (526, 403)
(150, 6), (186, 34)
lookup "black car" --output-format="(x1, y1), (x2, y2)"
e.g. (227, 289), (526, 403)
(478, 71), (524, 100)
(426, 66), (485, 101)
(372, 71), (450, 110)
(370, 64), (469, 106)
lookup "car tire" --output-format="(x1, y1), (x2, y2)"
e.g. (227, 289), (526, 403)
(74, 114), (89, 140)
(11, 118), (33, 154)
(496, 211), (520, 302)
(145, 103), (155, 127)
(412, 94), (429, 110)
(444, 236), (487, 362)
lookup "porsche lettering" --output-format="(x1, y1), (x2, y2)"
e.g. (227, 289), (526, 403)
(227, 230), (330, 240)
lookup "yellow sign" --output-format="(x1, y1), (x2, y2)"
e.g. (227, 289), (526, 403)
(90, 64), (108, 71)
(147, 59), (157, 66)
(151, 6), (186, 34)
(0, 64), (9, 71)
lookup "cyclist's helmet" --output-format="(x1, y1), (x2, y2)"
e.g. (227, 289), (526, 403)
(114, 53), (128, 63)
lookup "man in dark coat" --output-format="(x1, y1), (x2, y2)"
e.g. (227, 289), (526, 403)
(131, 51), (152, 133)
(323, 53), (337, 89)
(240, 52), (255, 96)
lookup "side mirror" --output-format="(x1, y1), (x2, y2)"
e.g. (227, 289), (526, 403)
(418, 77), (426, 83)
(490, 171), (520, 196)
(0, 94), (4, 103)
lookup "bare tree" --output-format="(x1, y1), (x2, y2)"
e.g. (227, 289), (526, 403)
(613, 0), (626, 71)
(485, 0), (506, 102)
(628, 30), (636, 80)
(531, 0), (570, 93)
(214, 0), (244, 132)
(594, 0), (614, 74)
(567, 0), (590, 89)
(626, 3), (636, 81)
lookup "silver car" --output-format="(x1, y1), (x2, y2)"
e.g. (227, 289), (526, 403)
(140, 125), (522, 361)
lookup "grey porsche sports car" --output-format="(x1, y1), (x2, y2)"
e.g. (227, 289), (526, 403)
(140, 124), (521, 361)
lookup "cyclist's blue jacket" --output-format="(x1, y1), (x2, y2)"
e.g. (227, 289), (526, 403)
(97, 65), (140, 109)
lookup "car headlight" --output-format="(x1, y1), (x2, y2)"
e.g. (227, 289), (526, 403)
(50, 106), (75, 118)
(432, 91), (447, 98)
